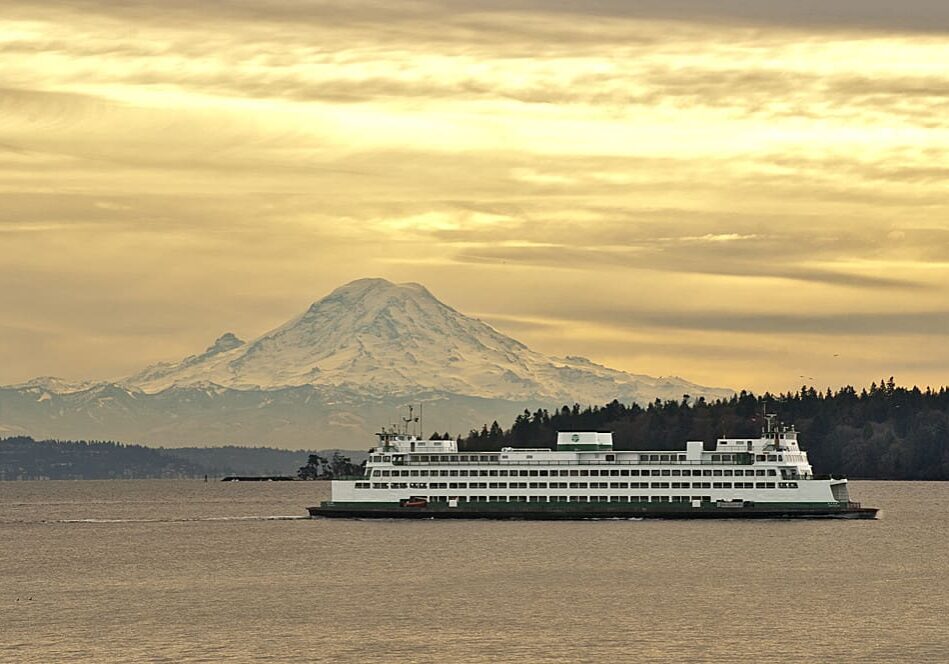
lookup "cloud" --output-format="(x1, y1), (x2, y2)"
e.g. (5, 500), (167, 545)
(582, 309), (949, 337)
(11, 0), (949, 33)
(449, 0), (949, 33)
(477, 303), (949, 339)
(451, 244), (924, 290)
(0, 0), (947, 390)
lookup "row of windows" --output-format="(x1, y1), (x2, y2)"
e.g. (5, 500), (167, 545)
(375, 468), (779, 478)
(401, 452), (755, 463)
(361, 481), (797, 490)
(372, 452), (791, 464)
(422, 495), (715, 503)
(371, 454), (501, 463)
(423, 454), (501, 462)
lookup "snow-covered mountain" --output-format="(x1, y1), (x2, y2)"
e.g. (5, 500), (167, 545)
(123, 278), (726, 403)
(0, 278), (732, 448)
(10, 376), (99, 395)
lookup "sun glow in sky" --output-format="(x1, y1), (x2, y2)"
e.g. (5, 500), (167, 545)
(1, 0), (948, 393)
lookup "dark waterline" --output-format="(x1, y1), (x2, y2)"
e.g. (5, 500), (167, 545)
(2, 480), (947, 663)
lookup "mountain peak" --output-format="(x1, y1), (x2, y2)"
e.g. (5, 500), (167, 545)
(311, 278), (433, 310)
(13, 376), (95, 394)
(205, 332), (245, 355)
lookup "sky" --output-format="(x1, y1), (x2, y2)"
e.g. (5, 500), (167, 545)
(1, 0), (947, 394)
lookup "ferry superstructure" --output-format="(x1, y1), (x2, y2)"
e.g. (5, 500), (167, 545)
(308, 415), (877, 519)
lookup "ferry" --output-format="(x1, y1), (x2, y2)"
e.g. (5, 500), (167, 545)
(308, 414), (878, 520)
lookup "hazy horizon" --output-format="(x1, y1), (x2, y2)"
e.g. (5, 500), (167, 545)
(2, 0), (947, 394)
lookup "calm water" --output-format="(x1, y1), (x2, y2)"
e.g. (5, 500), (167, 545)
(1, 481), (946, 663)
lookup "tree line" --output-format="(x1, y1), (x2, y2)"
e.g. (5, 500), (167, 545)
(460, 380), (949, 480)
(0, 436), (359, 480)
(0, 436), (205, 480)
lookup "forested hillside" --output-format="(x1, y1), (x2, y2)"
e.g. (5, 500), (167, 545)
(0, 437), (367, 480)
(462, 380), (949, 480)
(0, 436), (205, 480)
(164, 446), (367, 476)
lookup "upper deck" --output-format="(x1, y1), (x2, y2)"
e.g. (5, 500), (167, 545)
(366, 418), (814, 480)
(323, 415), (860, 509)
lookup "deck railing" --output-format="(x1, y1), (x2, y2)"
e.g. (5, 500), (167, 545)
(398, 458), (754, 466)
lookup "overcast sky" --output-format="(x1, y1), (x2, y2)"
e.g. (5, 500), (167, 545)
(1, 0), (947, 393)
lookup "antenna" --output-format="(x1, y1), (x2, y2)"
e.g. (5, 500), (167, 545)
(762, 403), (776, 433)
(419, 402), (424, 441)
(401, 405), (419, 436)
(762, 403), (781, 450)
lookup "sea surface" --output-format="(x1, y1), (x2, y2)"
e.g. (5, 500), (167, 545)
(1, 480), (946, 663)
